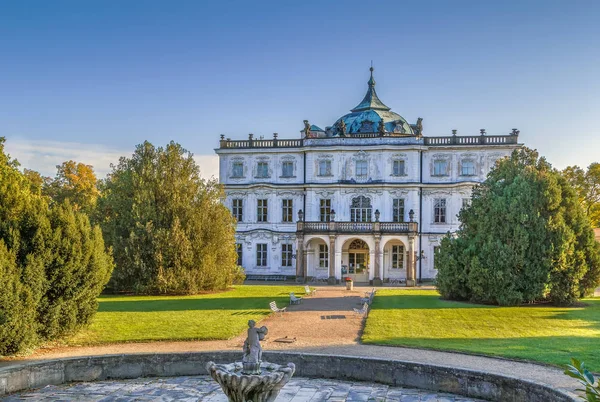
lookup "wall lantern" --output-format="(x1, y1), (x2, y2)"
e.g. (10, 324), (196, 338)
(409, 209), (415, 222)
(330, 209), (336, 222)
(297, 209), (304, 222)
(374, 209), (380, 222)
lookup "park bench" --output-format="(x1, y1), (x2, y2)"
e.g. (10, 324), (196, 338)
(304, 285), (316, 296)
(353, 302), (369, 316)
(269, 301), (286, 315)
(360, 289), (376, 305)
(289, 292), (302, 305)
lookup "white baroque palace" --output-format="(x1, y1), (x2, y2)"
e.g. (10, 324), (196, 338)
(216, 68), (522, 285)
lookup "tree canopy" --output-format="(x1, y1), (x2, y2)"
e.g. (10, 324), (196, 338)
(0, 138), (113, 356)
(44, 160), (100, 214)
(98, 140), (242, 294)
(435, 148), (600, 306)
(562, 163), (600, 227)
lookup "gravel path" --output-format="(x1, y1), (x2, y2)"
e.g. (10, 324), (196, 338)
(0, 286), (581, 397)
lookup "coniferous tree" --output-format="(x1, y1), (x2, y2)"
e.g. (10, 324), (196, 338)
(436, 148), (600, 305)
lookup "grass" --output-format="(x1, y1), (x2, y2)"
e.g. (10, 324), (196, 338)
(362, 289), (600, 368)
(68, 285), (304, 346)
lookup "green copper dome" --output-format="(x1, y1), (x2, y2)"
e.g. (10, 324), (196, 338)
(328, 68), (414, 136)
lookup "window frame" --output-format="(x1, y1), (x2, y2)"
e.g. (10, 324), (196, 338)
(319, 199), (331, 222)
(281, 161), (294, 177)
(392, 159), (406, 176)
(232, 162), (244, 178)
(282, 199), (293, 223)
(433, 159), (449, 176)
(460, 159), (476, 176)
(434, 198), (447, 223)
(281, 243), (293, 267)
(256, 161), (269, 178)
(391, 244), (405, 269)
(319, 244), (329, 268)
(257, 199), (268, 222)
(232, 198), (243, 222)
(392, 198), (405, 223)
(236, 243), (243, 266)
(356, 160), (368, 178)
(256, 243), (268, 267)
(318, 160), (332, 176)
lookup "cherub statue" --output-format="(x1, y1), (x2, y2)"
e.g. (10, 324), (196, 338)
(242, 320), (268, 364)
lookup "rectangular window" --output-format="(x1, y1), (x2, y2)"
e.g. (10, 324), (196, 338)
(392, 160), (406, 176)
(319, 199), (331, 222)
(433, 160), (449, 176)
(434, 198), (447, 223)
(461, 160), (476, 176)
(282, 199), (293, 223)
(318, 160), (331, 176)
(281, 244), (293, 267)
(281, 161), (294, 177)
(232, 162), (244, 178)
(236, 243), (243, 266)
(393, 199), (405, 223)
(356, 160), (368, 177)
(391, 245), (405, 269)
(256, 162), (269, 178)
(433, 246), (440, 269)
(319, 244), (328, 268)
(232, 199), (243, 222)
(256, 243), (267, 267)
(257, 199), (268, 222)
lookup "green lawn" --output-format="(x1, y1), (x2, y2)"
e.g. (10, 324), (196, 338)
(362, 289), (600, 368)
(68, 285), (304, 346)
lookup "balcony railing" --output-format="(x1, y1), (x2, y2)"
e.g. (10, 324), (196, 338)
(298, 221), (418, 234)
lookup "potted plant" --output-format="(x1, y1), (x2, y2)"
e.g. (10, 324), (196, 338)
(345, 277), (353, 290)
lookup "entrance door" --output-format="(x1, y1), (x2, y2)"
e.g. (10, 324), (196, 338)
(349, 252), (369, 283)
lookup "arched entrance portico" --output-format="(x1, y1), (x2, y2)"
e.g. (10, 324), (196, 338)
(341, 238), (371, 283)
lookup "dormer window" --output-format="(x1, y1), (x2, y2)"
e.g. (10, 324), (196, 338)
(356, 160), (368, 178)
(461, 160), (476, 176)
(392, 160), (406, 176)
(256, 162), (269, 178)
(433, 160), (449, 176)
(232, 162), (244, 178)
(318, 160), (332, 176)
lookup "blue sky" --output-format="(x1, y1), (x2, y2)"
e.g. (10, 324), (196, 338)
(1, 0), (599, 178)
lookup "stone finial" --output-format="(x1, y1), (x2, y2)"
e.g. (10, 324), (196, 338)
(512, 128), (520, 136)
(480, 129), (486, 135)
(220, 134), (225, 140)
(273, 133), (278, 139)
(249, 133), (254, 140)
(452, 129), (457, 136)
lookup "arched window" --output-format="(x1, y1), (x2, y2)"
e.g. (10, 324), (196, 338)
(351, 196), (372, 222)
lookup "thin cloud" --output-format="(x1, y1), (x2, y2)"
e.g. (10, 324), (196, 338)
(4, 137), (219, 181)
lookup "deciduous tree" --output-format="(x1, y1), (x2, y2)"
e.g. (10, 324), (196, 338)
(44, 160), (100, 214)
(98, 140), (242, 294)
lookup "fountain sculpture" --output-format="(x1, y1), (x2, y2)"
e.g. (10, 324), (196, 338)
(206, 320), (296, 402)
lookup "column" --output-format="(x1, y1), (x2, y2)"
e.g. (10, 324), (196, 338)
(406, 235), (416, 287)
(328, 235), (336, 284)
(373, 235), (382, 286)
(296, 236), (304, 279)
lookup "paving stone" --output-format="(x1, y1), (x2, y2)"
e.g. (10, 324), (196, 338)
(7, 375), (486, 401)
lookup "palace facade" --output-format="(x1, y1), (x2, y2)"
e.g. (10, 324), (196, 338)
(215, 68), (521, 285)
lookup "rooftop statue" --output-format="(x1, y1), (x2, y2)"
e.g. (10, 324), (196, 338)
(303, 120), (311, 138)
(338, 119), (347, 136)
(378, 119), (386, 136)
(416, 118), (423, 136)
